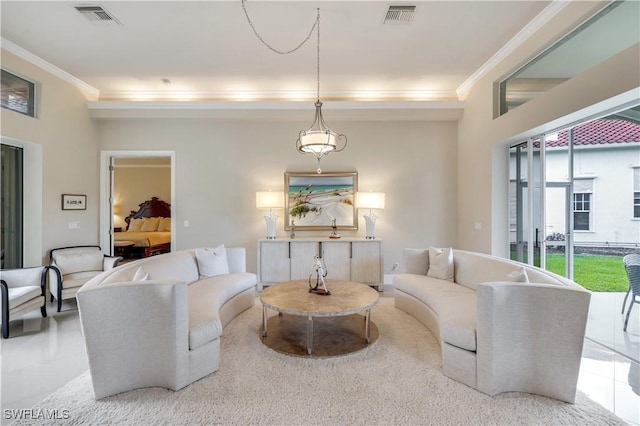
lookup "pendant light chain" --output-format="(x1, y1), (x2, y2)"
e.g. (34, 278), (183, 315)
(241, 0), (319, 56)
(316, 8), (320, 102)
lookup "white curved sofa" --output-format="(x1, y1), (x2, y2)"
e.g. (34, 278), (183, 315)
(394, 248), (590, 403)
(77, 247), (257, 399)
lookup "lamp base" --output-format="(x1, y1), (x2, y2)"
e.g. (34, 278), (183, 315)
(266, 236), (276, 240)
(365, 236), (376, 239)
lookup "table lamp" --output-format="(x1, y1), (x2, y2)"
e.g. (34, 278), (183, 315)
(357, 192), (385, 239)
(256, 191), (285, 239)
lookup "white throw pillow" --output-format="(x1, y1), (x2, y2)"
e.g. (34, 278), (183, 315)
(132, 266), (150, 281)
(506, 266), (529, 283)
(196, 245), (230, 278)
(427, 247), (454, 282)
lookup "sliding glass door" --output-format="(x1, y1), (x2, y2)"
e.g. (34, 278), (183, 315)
(509, 104), (640, 291)
(1, 143), (23, 268)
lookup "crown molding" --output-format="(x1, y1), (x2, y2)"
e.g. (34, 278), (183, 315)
(456, 0), (570, 100)
(1, 37), (100, 101)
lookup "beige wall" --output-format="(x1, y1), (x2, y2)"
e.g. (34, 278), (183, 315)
(457, 1), (640, 256)
(97, 119), (458, 273)
(1, 49), (99, 265)
(113, 165), (171, 229)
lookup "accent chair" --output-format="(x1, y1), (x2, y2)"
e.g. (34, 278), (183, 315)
(1, 266), (49, 338)
(49, 246), (122, 312)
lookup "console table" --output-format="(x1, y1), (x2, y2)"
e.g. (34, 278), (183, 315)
(257, 238), (383, 291)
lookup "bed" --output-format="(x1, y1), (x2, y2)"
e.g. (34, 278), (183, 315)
(114, 197), (172, 258)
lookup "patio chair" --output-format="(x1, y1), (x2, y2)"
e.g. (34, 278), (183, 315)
(1, 266), (49, 338)
(622, 254), (640, 314)
(622, 254), (640, 332)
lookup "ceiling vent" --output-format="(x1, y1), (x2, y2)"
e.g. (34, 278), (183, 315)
(74, 5), (121, 25)
(384, 5), (416, 24)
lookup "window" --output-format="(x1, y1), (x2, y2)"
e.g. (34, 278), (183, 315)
(573, 193), (591, 231)
(634, 168), (640, 218)
(1, 69), (36, 117)
(497, 0), (640, 116)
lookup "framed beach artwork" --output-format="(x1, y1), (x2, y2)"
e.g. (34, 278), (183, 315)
(284, 172), (358, 230)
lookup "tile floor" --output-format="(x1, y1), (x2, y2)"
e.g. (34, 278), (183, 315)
(0, 290), (638, 425)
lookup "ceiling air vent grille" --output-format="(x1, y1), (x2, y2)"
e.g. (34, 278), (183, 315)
(384, 5), (416, 24)
(74, 5), (121, 25)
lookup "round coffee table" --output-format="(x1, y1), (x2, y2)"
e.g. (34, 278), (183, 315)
(260, 280), (379, 357)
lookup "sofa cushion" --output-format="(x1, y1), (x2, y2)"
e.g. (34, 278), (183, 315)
(427, 247), (454, 281)
(187, 272), (256, 349)
(506, 266), (529, 283)
(53, 249), (103, 275)
(403, 248), (429, 275)
(132, 267), (150, 281)
(437, 292), (477, 351)
(8, 286), (42, 309)
(394, 274), (472, 310)
(196, 245), (229, 278)
(63, 271), (102, 289)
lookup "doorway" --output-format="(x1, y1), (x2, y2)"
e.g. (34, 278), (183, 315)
(99, 151), (176, 257)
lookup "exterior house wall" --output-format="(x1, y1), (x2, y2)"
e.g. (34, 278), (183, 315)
(544, 144), (640, 245)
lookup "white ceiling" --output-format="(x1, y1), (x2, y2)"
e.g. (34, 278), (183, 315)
(1, 0), (553, 104)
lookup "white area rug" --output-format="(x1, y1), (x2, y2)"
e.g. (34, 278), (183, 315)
(23, 298), (624, 425)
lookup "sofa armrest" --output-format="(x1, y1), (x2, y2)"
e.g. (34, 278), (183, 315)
(76, 279), (190, 399)
(476, 281), (590, 403)
(226, 248), (247, 273)
(103, 255), (122, 270)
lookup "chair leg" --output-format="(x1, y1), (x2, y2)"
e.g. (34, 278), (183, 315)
(624, 301), (635, 332)
(621, 288), (631, 314)
(41, 304), (47, 318)
(57, 297), (62, 313)
(1, 318), (8, 339)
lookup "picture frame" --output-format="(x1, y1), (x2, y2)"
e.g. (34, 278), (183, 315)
(284, 172), (358, 230)
(62, 194), (87, 210)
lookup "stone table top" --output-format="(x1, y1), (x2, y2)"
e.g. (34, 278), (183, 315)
(260, 280), (379, 317)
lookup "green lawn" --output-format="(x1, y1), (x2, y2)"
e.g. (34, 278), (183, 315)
(545, 254), (627, 292)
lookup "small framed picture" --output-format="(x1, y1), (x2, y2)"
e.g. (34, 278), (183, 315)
(62, 194), (87, 210)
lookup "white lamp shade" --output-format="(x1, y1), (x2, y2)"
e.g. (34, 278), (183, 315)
(256, 191), (284, 209)
(299, 132), (337, 153)
(357, 192), (385, 210)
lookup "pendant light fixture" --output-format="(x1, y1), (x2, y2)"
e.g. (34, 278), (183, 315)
(242, 1), (346, 174)
(295, 8), (347, 174)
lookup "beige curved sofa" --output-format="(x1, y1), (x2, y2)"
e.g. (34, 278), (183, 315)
(394, 248), (590, 403)
(77, 248), (256, 399)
